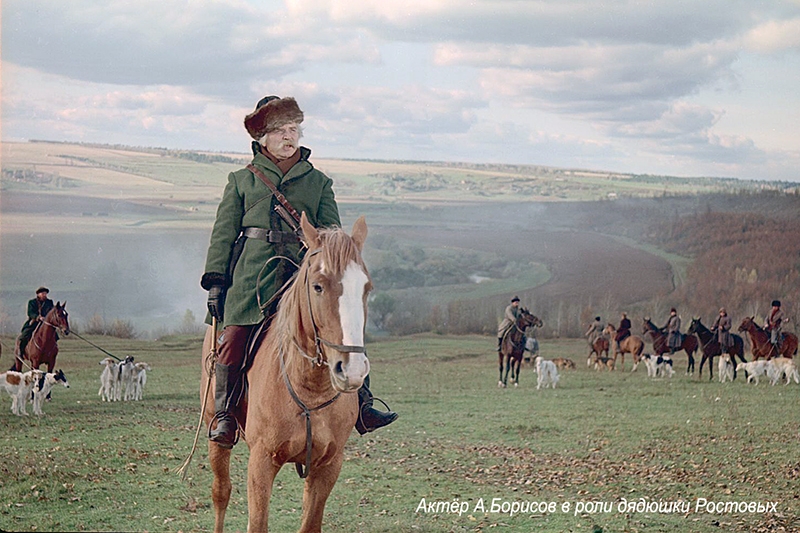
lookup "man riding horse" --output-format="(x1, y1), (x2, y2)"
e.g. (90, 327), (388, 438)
(711, 307), (733, 353)
(497, 296), (522, 351)
(662, 308), (682, 354)
(201, 95), (396, 449)
(14, 287), (54, 367)
(585, 315), (604, 356)
(614, 312), (631, 352)
(765, 300), (784, 354)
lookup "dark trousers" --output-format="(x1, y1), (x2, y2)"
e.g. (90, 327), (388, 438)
(217, 325), (257, 369)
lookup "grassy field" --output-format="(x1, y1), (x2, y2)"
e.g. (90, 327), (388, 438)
(0, 333), (797, 533)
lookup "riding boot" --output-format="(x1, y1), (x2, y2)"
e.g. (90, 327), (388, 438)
(355, 375), (398, 435)
(208, 363), (242, 449)
(10, 338), (30, 370)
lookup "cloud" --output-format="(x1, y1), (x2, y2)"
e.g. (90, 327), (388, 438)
(743, 17), (800, 53)
(1, 0), (379, 98)
(3, 0), (800, 180)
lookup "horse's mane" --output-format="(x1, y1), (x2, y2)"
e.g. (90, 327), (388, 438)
(271, 226), (366, 359)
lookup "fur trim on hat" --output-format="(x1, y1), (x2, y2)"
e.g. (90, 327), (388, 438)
(244, 97), (304, 140)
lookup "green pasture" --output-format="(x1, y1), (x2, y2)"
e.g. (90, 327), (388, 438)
(0, 334), (797, 532)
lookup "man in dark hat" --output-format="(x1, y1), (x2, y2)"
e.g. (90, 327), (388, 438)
(662, 308), (682, 354)
(497, 296), (522, 351)
(614, 312), (631, 352)
(16, 287), (54, 362)
(585, 316), (604, 355)
(711, 307), (732, 352)
(201, 95), (396, 448)
(765, 300), (784, 350)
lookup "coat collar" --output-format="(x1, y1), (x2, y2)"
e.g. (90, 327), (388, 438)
(250, 145), (313, 185)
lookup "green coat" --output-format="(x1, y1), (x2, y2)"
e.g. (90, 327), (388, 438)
(202, 147), (340, 327)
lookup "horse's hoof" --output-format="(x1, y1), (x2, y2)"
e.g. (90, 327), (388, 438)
(514, 382), (519, 388)
(497, 381), (504, 388)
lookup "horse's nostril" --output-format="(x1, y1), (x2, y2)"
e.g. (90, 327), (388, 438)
(334, 360), (344, 376)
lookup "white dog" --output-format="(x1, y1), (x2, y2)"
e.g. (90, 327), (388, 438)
(98, 357), (119, 402)
(736, 360), (769, 385)
(1, 370), (37, 416)
(535, 356), (559, 389)
(766, 357), (800, 386)
(718, 354), (734, 383)
(641, 353), (658, 377)
(31, 370), (70, 416)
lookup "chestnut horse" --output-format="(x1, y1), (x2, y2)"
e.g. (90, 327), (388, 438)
(687, 317), (747, 381)
(603, 324), (644, 371)
(202, 214), (372, 533)
(737, 316), (798, 360)
(588, 335), (610, 367)
(498, 308), (542, 388)
(641, 317), (698, 374)
(14, 302), (70, 372)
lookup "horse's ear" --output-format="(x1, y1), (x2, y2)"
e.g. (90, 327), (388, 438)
(300, 212), (320, 249)
(55, 301), (61, 308)
(351, 216), (367, 251)
(62, 300), (67, 308)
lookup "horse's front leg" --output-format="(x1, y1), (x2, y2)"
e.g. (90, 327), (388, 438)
(299, 454), (344, 533)
(686, 353), (695, 375)
(247, 443), (280, 533)
(708, 355), (715, 381)
(208, 442), (233, 533)
(502, 356), (512, 387)
(512, 357), (521, 387)
(498, 353), (505, 388)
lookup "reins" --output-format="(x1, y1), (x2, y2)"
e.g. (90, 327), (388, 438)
(279, 347), (341, 478)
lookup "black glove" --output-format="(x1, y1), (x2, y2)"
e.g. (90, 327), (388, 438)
(207, 285), (226, 321)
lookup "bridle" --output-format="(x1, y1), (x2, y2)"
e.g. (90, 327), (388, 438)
(30, 309), (70, 351)
(281, 246), (369, 479)
(296, 248), (368, 367)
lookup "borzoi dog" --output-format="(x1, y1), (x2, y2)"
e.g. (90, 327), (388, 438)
(98, 357), (119, 402)
(1, 370), (37, 416)
(535, 357), (559, 389)
(737, 360), (769, 385)
(642, 353), (674, 378)
(32, 370), (70, 416)
(718, 354), (734, 383)
(766, 357), (800, 386)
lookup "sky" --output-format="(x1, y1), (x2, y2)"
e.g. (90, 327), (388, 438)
(2, 0), (800, 181)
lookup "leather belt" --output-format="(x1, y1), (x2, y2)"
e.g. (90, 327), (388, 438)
(242, 227), (300, 244)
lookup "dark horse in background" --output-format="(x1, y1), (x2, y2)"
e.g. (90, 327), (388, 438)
(641, 317), (699, 375)
(687, 317), (747, 381)
(498, 308), (542, 388)
(14, 302), (70, 372)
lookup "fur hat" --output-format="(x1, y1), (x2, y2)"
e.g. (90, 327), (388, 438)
(36, 286), (49, 294)
(511, 296), (520, 303)
(719, 307), (726, 314)
(772, 300), (781, 307)
(670, 307), (677, 313)
(244, 96), (304, 140)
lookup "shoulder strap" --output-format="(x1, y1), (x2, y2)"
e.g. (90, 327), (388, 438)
(246, 164), (302, 225)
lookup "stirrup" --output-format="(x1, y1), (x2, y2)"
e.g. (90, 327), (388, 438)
(356, 397), (397, 435)
(208, 411), (240, 448)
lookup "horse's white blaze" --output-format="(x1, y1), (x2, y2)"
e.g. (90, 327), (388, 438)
(338, 261), (370, 382)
